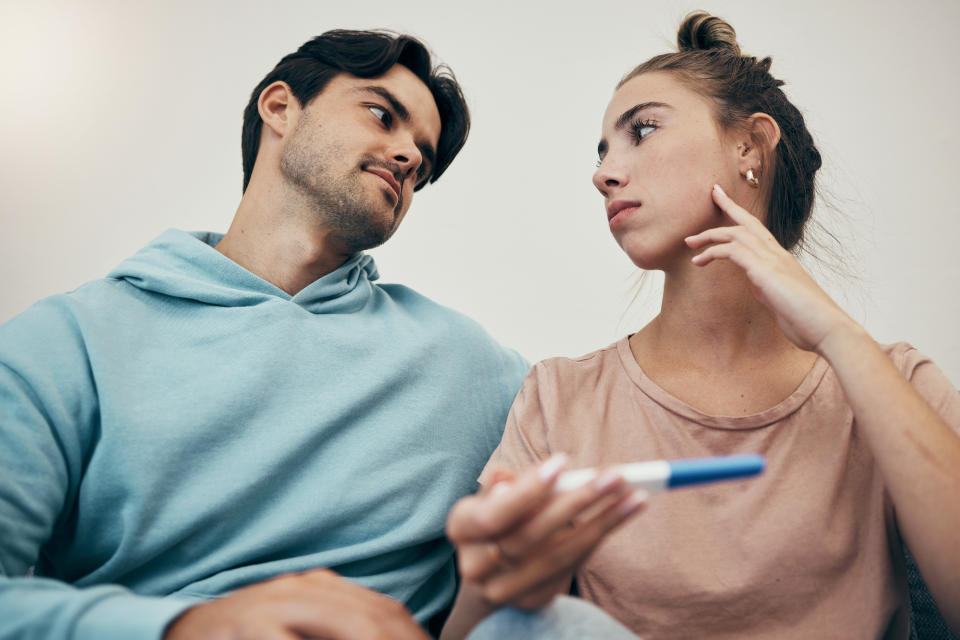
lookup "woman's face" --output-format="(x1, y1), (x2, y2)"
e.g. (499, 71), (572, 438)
(593, 71), (742, 270)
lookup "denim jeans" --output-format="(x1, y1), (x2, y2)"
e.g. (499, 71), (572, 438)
(466, 596), (641, 640)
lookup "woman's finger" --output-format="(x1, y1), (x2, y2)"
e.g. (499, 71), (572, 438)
(691, 239), (763, 270)
(684, 226), (736, 249)
(479, 491), (646, 605)
(495, 470), (630, 559)
(712, 183), (775, 237)
(446, 454), (568, 544)
(685, 224), (768, 252)
(456, 540), (502, 581)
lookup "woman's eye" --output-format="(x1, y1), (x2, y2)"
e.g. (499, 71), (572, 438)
(631, 120), (657, 142)
(369, 105), (392, 127)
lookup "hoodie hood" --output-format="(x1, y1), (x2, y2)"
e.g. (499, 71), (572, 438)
(108, 229), (380, 314)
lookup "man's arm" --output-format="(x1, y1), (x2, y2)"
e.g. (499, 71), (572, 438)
(0, 300), (199, 639)
(0, 299), (432, 640)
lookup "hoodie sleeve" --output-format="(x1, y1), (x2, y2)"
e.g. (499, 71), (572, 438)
(0, 297), (193, 640)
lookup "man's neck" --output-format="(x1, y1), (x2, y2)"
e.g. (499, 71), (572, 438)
(215, 182), (353, 296)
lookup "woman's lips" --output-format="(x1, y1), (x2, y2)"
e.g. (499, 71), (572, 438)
(607, 200), (642, 227)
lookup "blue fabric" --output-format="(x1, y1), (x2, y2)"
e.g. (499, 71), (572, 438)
(0, 229), (528, 640)
(467, 596), (641, 640)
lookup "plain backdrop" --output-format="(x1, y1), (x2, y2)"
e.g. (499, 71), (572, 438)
(2, 0), (958, 384)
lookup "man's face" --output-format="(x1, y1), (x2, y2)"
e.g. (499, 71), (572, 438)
(279, 64), (442, 253)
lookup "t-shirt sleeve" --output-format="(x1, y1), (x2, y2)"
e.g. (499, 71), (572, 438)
(478, 363), (554, 487)
(895, 344), (960, 434)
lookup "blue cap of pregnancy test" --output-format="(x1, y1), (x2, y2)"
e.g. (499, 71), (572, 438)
(666, 454), (765, 489)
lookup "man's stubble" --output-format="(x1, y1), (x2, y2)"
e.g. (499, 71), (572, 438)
(279, 112), (401, 254)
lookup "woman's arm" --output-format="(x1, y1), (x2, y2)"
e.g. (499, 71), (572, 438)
(441, 577), (573, 640)
(687, 184), (960, 629)
(817, 326), (960, 627)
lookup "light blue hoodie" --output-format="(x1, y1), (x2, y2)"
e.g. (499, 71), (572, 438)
(0, 229), (529, 639)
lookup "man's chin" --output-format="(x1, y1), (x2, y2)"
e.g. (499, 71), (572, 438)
(340, 217), (395, 253)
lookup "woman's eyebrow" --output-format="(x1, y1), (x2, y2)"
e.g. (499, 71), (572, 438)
(614, 101), (671, 130)
(598, 101), (673, 156)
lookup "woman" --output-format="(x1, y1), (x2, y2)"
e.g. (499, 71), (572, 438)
(442, 11), (960, 640)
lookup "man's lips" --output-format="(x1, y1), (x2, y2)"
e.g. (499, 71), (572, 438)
(365, 167), (401, 202)
(606, 200), (642, 222)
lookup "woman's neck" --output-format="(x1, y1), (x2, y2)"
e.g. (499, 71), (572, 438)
(633, 259), (800, 371)
(629, 260), (819, 415)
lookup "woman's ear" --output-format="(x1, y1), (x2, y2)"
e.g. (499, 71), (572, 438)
(257, 81), (301, 139)
(737, 113), (781, 182)
(735, 113), (780, 188)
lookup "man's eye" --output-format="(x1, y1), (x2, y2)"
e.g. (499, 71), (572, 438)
(369, 105), (392, 127)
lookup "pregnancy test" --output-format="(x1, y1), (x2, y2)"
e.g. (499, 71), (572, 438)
(555, 454), (765, 493)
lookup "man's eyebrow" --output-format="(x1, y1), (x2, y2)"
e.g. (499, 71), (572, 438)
(358, 86), (410, 121)
(598, 101), (672, 157)
(358, 85), (437, 182)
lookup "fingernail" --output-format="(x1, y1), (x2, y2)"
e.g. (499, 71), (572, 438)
(538, 453), (568, 482)
(592, 470), (623, 492)
(714, 183), (726, 197)
(618, 490), (648, 516)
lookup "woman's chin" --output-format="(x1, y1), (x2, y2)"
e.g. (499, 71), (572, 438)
(618, 241), (671, 271)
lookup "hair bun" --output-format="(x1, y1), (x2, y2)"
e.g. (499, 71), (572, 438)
(677, 11), (741, 56)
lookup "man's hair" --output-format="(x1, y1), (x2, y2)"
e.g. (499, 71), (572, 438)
(241, 30), (470, 192)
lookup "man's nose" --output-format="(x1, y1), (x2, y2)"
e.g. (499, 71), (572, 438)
(389, 138), (423, 181)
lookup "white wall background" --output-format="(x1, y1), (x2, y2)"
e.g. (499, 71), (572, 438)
(1, 0), (958, 384)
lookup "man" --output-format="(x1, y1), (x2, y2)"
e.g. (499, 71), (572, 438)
(0, 30), (528, 639)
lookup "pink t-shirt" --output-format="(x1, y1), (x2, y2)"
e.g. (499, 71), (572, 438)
(481, 338), (960, 639)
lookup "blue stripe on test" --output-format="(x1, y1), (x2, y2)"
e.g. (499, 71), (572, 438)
(666, 454), (765, 488)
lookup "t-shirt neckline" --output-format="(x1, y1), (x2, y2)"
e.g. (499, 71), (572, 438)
(615, 336), (831, 430)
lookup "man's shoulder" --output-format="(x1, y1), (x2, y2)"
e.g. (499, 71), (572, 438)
(376, 282), (529, 370)
(377, 282), (496, 336)
(3, 277), (128, 328)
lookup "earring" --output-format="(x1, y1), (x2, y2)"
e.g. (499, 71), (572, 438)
(746, 168), (760, 188)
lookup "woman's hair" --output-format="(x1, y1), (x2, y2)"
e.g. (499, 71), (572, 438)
(620, 12), (822, 251)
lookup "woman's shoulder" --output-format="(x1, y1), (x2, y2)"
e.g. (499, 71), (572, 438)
(527, 339), (627, 388)
(880, 341), (940, 378)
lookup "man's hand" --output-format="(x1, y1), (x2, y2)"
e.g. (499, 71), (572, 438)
(164, 568), (430, 640)
(446, 454), (645, 610)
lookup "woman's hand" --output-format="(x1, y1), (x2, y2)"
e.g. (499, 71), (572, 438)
(684, 184), (858, 353)
(445, 455), (644, 610)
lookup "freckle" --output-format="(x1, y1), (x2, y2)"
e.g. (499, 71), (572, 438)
(740, 394), (744, 398)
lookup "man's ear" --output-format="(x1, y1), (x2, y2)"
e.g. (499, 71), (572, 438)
(258, 81), (301, 139)
(736, 113), (781, 180)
